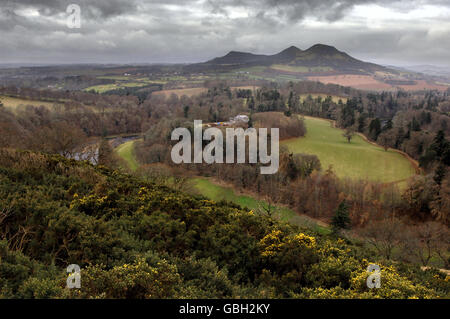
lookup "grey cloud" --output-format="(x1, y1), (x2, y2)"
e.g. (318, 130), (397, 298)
(0, 0), (449, 66)
(3, 0), (139, 19)
(206, 0), (450, 23)
(205, 0), (390, 22)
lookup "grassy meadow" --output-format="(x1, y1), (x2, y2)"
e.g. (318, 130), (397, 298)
(116, 140), (140, 171)
(282, 116), (415, 183)
(192, 178), (330, 234)
(0, 94), (112, 114)
(84, 82), (148, 93)
(0, 95), (63, 111)
(270, 64), (309, 73)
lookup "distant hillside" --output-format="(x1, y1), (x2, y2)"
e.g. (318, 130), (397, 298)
(187, 44), (391, 75)
(401, 65), (450, 78)
(182, 44), (450, 91)
(287, 44), (387, 73)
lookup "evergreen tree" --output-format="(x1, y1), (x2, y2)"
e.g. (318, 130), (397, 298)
(396, 127), (405, 148)
(183, 105), (190, 118)
(369, 118), (381, 140)
(431, 130), (447, 158)
(288, 91), (294, 108)
(248, 96), (255, 111)
(341, 101), (355, 128)
(331, 200), (351, 234)
(357, 114), (367, 132)
(383, 119), (393, 131)
(411, 117), (421, 131)
(434, 163), (446, 185)
(248, 113), (253, 128)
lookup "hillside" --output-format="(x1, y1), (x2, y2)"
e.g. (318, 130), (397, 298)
(0, 149), (448, 299)
(192, 44), (390, 75)
(288, 44), (386, 73)
(183, 44), (450, 91)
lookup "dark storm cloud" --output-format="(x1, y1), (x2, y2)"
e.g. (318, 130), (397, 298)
(0, 0), (449, 66)
(205, 0), (450, 22)
(205, 0), (362, 22)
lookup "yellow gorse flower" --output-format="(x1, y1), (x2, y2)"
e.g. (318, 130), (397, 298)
(292, 233), (316, 248)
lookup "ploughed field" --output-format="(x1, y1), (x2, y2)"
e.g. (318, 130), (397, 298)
(282, 116), (416, 183)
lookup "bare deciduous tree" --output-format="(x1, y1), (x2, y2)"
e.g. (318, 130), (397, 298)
(359, 217), (407, 260)
(343, 128), (355, 143)
(403, 222), (450, 267)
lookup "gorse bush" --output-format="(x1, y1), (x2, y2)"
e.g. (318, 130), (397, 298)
(0, 149), (448, 298)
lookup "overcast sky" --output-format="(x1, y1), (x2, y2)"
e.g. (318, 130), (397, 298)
(1, 0), (449, 67)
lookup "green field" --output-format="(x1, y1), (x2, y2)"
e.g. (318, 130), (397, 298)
(271, 64), (309, 73)
(193, 178), (330, 234)
(0, 95), (63, 110)
(282, 117), (415, 183)
(84, 82), (148, 93)
(114, 141), (329, 233)
(0, 95), (110, 114)
(116, 141), (140, 171)
(96, 76), (131, 80)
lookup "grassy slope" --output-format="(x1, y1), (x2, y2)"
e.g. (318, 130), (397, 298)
(0, 95), (109, 114)
(270, 64), (333, 73)
(271, 64), (309, 73)
(282, 117), (415, 183)
(116, 141), (139, 171)
(0, 95), (63, 110)
(193, 177), (330, 234)
(115, 141), (287, 213)
(114, 142), (329, 233)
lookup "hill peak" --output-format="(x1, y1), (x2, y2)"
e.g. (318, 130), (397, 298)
(223, 51), (255, 57)
(306, 44), (340, 54)
(195, 43), (388, 74)
(272, 46), (303, 62)
(208, 50), (268, 65)
(280, 46), (302, 54)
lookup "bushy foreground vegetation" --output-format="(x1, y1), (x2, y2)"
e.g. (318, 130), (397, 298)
(0, 149), (448, 299)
